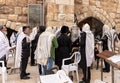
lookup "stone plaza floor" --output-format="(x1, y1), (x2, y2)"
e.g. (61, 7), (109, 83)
(0, 56), (113, 83)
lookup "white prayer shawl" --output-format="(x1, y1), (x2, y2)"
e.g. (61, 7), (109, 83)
(30, 27), (37, 41)
(35, 27), (55, 65)
(15, 32), (29, 68)
(107, 29), (117, 51)
(82, 23), (95, 67)
(102, 25), (117, 52)
(0, 31), (10, 59)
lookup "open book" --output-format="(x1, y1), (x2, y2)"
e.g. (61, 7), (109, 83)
(108, 54), (120, 63)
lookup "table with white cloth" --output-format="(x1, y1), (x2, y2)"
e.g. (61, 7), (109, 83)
(40, 73), (73, 83)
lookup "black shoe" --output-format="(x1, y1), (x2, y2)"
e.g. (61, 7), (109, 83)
(20, 76), (30, 79)
(31, 64), (37, 66)
(25, 73), (30, 76)
(103, 69), (110, 73)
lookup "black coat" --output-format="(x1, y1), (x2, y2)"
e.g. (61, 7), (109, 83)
(22, 37), (30, 59)
(79, 32), (87, 69)
(55, 33), (72, 69)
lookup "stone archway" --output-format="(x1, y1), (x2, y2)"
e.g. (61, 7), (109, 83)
(78, 16), (104, 39)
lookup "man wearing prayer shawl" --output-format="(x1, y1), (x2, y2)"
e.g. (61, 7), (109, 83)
(16, 26), (31, 79)
(79, 23), (94, 83)
(35, 26), (58, 75)
(0, 25), (11, 67)
(101, 25), (117, 72)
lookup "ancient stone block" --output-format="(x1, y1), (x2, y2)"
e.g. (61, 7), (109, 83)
(82, 0), (89, 5)
(8, 14), (18, 21)
(28, 0), (36, 4)
(56, 0), (70, 5)
(15, 7), (22, 15)
(6, 0), (17, 6)
(47, 3), (59, 13)
(0, 19), (7, 25)
(22, 7), (28, 15)
(0, 14), (8, 19)
(46, 13), (54, 21)
(0, 6), (14, 14)
(0, 0), (5, 5)
(66, 14), (74, 22)
(18, 16), (27, 22)
(64, 5), (74, 14)
(17, 0), (28, 7)
(58, 13), (66, 21)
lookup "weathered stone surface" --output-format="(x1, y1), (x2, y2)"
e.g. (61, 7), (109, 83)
(0, 19), (7, 25)
(18, 16), (27, 22)
(82, 0), (89, 5)
(17, 0), (28, 7)
(66, 14), (74, 22)
(46, 13), (54, 21)
(22, 7), (28, 15)
(0, 14), (8, 19)
(0, 0), (5, 5)
(15, 7), (22, 15)
(8, 14), (18, 21)
(6, 0), (17, 6)
(56, 0), (70, 5)
(28, 0), (36, 4)
(47, 4), (59, 13)
(0, 6), (14, 14)
(64, 5), (74, 14)
(58, 13), (66, 21)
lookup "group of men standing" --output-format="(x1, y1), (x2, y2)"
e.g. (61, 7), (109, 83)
(0, 23), (118, 83)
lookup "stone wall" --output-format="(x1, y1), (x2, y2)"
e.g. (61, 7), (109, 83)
(0, 0), (42, 31)
(75, 0), (120, 32)
(45, 0), (74, 28)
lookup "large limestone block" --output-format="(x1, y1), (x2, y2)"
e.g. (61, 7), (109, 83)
(22, 7), (28, 15)
(56, 0), (70, 5)
(18, 16), (27, 22)
(82, 0), (89, 5)
(0, 0), (5, 5)
(46, 13), (54, 21)
(47, 3), (59, 13)
(0, 14), (8, 19)
(6, 0), (17, 6)
(8, 14), (18, 21)
(58, 13), (66, 21)
(0, 6), (14, 14)
(46, 21), (63, 27)
(0, 19), (7, 25)
(66, 14), (74, 22)
(15, 7), (22, 15)
(17, 0), (28, 7)
(64, 5), (74, 14)
(28, 0), (36, 4)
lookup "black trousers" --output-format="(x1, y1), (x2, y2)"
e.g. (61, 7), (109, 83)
(82, 67), (91, 83)
(104, 60), (110, 71)
(20, 57), (28, 78)
(31, 47), (35, 65)
(0, 55), (7, 67)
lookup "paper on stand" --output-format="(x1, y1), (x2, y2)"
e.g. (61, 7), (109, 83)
(108, 55), (120, 63)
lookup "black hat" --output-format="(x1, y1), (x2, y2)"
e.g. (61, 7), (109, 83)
(61, 26), (69, 33)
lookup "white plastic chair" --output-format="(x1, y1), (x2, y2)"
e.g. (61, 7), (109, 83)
(62, 51), (81, 83)
(0, 61), (7, 83)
